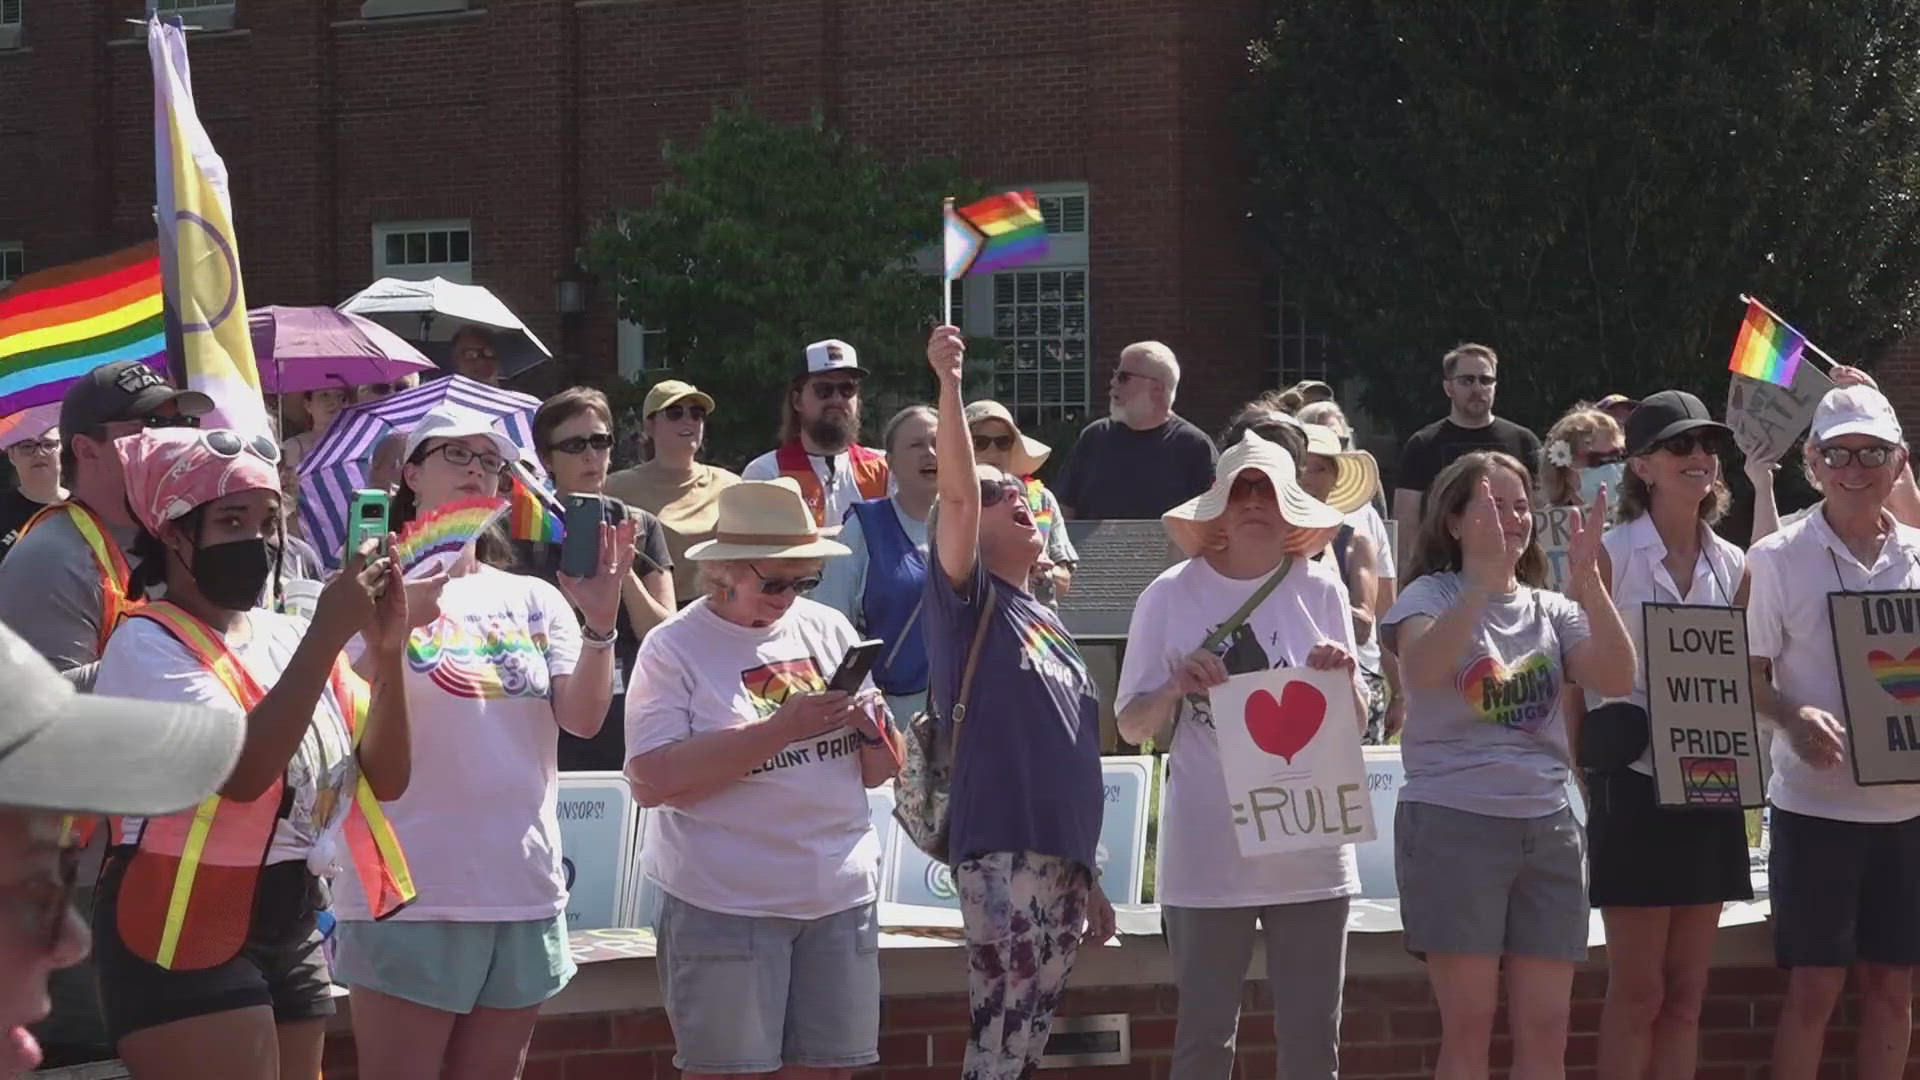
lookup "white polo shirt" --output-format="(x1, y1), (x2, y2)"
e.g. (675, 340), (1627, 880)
(1748, 506), (1920, 822)
(1590, 512), (1746, 775)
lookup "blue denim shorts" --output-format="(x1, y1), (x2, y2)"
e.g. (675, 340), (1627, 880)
(655, 891), (880, 1072)
(332, 915), (575, 1014)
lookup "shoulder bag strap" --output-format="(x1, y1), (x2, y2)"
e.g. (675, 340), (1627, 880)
(949, 585), (998, 727)
(1165, 556), (1294, 750)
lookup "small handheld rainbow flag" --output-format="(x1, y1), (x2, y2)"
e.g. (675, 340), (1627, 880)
(507, 462), (565, 544)
(0, 242), (166, 419)
(1728, 298), (1807, 389)
(391, 495), (508, 577)
(944, 190), (1049, 279)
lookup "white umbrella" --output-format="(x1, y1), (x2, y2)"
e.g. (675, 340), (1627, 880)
(339, 276), (553, 378)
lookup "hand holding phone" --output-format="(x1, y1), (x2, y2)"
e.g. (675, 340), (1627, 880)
(560, 494), (607, 578)
(828, 638), (886, 694)
(346, 489), (391, 562)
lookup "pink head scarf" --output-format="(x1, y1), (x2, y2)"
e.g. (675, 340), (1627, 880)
(116, 428), (282, 536)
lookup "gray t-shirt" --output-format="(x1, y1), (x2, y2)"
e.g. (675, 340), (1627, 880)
(1382, 571), (1591, 818)
(0, 509), (141, 686)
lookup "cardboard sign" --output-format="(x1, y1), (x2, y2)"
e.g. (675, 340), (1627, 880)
(884, 756), (1156, 910)
(1643, 604), (1764, 807)
(554, 773), (639, 932)
(1829, 589), (1920, 784)
(1727, 364), (1834, 465)
(1211, 666), (1375, 856)
(1531, 505), (1577, 593)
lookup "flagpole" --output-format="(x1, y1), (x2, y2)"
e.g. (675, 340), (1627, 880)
(1738, 294), (1840, 371)
(941, 197), (955, 329)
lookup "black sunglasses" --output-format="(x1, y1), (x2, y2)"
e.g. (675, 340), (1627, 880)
(1451, 374), (1498, 388)
(973, 434), (1016, 452)
(810, 381), (859, 401)
(549, 433), (614, 455)
(980, 476), (1024, 507)
(748, 563), (822, 596)
(1652, 431), (1730, 457)
(656, 404), (707, 423)
(143, 413), (200, 430)
(1580, 451), (1626, 467)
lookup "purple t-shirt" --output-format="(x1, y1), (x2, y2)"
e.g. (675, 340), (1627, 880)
(926, 537), (1104, 870)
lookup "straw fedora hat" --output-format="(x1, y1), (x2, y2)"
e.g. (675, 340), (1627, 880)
(1163, 431), (1344, 558)
(1300, 423), (1380, 515)
(684, 478), (850, 561)
(963, 400), (1050, 476)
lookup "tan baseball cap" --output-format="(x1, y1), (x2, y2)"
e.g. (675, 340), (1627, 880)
(643, 379), (716, 418)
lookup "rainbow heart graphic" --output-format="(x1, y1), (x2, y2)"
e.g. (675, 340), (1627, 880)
(1867, 648), (1920, 704)
(1458, 652), (1558, 732)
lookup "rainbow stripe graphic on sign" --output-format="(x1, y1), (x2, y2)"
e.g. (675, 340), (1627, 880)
(1868, 648), (1920, 703)
(1680, 756), (1739, 806)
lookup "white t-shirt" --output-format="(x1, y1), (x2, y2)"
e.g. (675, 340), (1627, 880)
(96, 610), (357, 869)
(1591, 513), (1747, 774)
(742, 447), (890, 527)
(1748, 508), (1920, 823)
(626, 596), (881, 920)
(333, 566), (583, 921)
(1116, 556), (1362, 908)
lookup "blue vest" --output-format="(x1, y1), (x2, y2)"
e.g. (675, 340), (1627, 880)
(849, 497), (929, 696)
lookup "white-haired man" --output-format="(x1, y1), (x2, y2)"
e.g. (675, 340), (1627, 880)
(1056, 341), (1216, 520)
(1747, 384), (1920, 1080)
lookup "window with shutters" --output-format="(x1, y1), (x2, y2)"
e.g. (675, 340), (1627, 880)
(372, 221), (472, 285)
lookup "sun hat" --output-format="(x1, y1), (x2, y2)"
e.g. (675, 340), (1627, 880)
(1162, 430), (1345, 558)
(1623, 390), (1733, 457)
(1811, 385), (1904, 446)
(963, 400), (1051, 476)
(684, 478), (850, 561)
(0, 617), (242, 816)
(1300, 423), (1380, 514)
(643, 379), (715, 418)
(403, 404), (521, 465)
(117, 427), (283, 536)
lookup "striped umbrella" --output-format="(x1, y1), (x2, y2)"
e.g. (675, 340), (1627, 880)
(298, 374), (544, 569)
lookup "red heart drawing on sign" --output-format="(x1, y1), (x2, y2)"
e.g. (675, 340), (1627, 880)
(1244, 680), (1327, 763)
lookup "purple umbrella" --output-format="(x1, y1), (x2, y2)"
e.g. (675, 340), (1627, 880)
(249, 305), (437, 394)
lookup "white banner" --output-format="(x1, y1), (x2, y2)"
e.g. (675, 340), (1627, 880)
(1211, 666), (1376, 856)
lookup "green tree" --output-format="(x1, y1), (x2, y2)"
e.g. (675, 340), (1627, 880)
(1243, 1), (1920, 436)
(588, 103), (979, 467)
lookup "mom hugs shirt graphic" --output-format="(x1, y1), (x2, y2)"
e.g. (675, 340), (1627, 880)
(1458, 651), (1560, 733)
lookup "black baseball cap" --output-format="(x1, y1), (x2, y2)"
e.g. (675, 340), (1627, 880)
(60, 360), (214, 436)
(1623, 390), (1732, 456)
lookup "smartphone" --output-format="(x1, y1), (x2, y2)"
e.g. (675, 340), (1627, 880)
(560, 494), (606, 578)
(828, 638), (886, 694)
(346, 489), (390, 561)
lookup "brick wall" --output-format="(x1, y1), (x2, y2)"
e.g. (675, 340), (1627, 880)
(316, 965), (1894, 1079)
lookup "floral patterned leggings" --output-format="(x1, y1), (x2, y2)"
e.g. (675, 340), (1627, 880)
(956, 851), (1092, 1080)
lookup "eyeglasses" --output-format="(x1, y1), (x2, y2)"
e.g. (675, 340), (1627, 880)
(1580, 451), (1625, 468)
(810, 381), (859, 401)
(1818, 444), (1898, 469)
(201, 427), (283, 465)
(453, 344), (498, 362)
(1113, 369), (1162, 386)
(973, 434), (1015, 452)
(980, 476), (1024, 507)
(357, 381), (409, 399)
(427, 442), (509, 475)
(748, 562), (822, 596)
(1450, 374), (1498, 388)
(656, 404), (707, 423)
(7, 439), (58, 458)
(1652, 431), (1731, 458)
(1, 844), (78, 952)
(548, 433), (614, 455)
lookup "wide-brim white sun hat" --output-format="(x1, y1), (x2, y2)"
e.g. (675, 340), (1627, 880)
(1163, 430), (1345, 558)
(684, 477), (851, 561)
(964, 399), (1051, 476)
(1301, 422), (1381, 515)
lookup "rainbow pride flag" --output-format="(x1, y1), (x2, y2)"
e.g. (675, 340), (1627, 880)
(944, 190), (1049, 279)
(1728, 298), (1806, 388)
(0, 242), (166, 417)
(507, 462), (565, 544)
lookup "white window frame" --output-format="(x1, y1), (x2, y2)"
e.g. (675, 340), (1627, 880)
(360, 0), (468, 18)
(152, 0), (236, 32)
(955, 183), (1091, 429)
(0, 0), (21, 50)
(0, 242), (22, 289)
(617, 320), (667, 380)
(372, 219), (472, 284)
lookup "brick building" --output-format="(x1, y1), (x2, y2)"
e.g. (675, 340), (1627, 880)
(0, 0), (1321, 440)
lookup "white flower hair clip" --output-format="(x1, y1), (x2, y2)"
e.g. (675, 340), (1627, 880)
(1546, 440), (1573, 468)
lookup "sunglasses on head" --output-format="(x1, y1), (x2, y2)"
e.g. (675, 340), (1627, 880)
(973, 434), (1016, 452)
(656, 404), (707, 423)
(748, 562), (821, 596)
(810, 381), (859, 401)
(201, 427), (283, 466)
(549, 433), (614, 455)
(1652, 430), (1730, 457)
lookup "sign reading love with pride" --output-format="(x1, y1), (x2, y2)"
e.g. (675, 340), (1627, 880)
(1644, 604), (1764, 808)
(1211, 666), (1376, 856)
(1830, 589), (1920, 784)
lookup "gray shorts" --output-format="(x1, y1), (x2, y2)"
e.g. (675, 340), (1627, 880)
(1394, 800), (1588, 962)
(333, 915), (574, 1014)
(655, 891), (880, 1072)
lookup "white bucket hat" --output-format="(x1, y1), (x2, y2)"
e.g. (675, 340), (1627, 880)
(1163, 431), (1344, 557)
(1301, 423), (1381, 515)
(684, 478), (851, 561)
(964, 399), (1051, 476)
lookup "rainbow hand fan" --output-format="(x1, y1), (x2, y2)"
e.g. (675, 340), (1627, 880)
(391, 495), (508, 578)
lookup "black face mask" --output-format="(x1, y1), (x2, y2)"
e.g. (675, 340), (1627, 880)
(189, 538), (274, 611)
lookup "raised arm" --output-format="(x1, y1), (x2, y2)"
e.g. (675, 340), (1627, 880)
(929, 325), (980, 588)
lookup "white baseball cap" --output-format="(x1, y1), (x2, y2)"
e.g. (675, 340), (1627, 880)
(403, 405), (521, 464)
(1811, 385), (1904, 446)
(799, 339), (865, 380)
